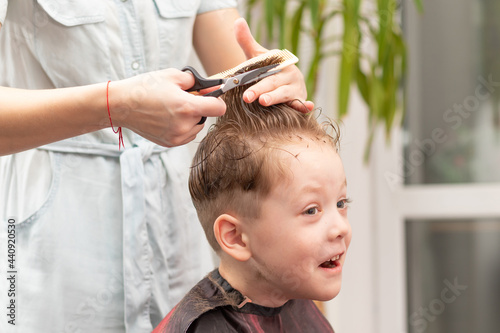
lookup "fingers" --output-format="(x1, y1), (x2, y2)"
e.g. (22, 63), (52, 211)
(176, 70), (197, 91)
(233, 18), (312, 114)
(167, 68), (227, 122)
(288, 100), (315, 113)
(150, 104), (208, 147)
(148, 126), (201, 148)
(254, 84), (311, 113)
(185, 93), (227, 120)
(234, 18), (267, 59)
(244, 83), (313, 113)
(168, 128), (203, 147)
(243, 65), (309, 108)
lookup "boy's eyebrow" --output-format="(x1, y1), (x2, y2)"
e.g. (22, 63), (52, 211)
(294, 177), (347, 195)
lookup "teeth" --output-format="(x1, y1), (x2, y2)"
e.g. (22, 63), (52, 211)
(320, 255), (341, 268)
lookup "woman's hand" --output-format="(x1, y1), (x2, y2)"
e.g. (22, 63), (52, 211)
(233, 18), (314, 113)
(110, 68), (226, 147)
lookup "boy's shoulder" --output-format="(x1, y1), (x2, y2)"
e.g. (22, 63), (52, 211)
(153, 269), (335, 333)
(189, 297), (335, 333)
(152, 269), (227, 333)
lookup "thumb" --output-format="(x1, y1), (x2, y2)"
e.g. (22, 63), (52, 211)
(234, 18), (267, 59)
(176, 70), (197, 91)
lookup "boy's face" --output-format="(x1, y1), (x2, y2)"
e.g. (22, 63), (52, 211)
(245, 139), (351, 304)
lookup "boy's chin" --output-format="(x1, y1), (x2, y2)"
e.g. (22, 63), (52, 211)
(313, 286), (342, 302)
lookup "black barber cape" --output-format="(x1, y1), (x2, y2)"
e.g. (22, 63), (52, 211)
(153, 269), (335, 333)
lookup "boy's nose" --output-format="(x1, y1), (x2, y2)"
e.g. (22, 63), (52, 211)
(327, 214), (350, 241)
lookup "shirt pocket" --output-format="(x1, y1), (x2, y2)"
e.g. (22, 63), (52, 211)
(152, 0), (201, 69)
(153, 0), (199, 18)
(37, 0), (104, 26)
(0, 150), (59, 227)
(33, 0), (110, 86)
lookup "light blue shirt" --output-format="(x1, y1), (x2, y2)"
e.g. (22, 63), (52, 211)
(0, 0), (236, 332)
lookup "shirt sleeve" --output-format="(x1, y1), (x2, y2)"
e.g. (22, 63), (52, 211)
(198, 0), (237, 15)
(0, 0), (7, 25)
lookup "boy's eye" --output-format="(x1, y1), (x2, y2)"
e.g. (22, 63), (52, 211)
(303, 207), (319, 215)
(337, 198), (352, 209)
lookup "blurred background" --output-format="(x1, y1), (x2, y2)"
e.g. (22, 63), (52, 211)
(192, 0), (500, 332)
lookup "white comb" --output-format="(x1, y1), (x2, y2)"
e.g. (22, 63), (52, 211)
(209, 49), (299, 79)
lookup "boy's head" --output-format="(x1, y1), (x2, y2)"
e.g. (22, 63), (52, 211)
(189, 57), (351, 305)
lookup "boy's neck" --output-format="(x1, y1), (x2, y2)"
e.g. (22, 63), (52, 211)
(218, 258), (290, 308)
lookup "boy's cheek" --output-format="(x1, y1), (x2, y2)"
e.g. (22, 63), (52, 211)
(345, 229), (353, 250)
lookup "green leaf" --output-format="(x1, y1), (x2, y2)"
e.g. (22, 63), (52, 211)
(377, 0), (394, 65)
(278, 1), (287, 49)
(392, 31), (407, 126)
(363, 120), (377, 163)
(264, 0), (275, 41)
(356, 62), (370, 105)
(413, 0), (424, 13)
(291, 2), (306, 55)
(368, 69), (383, 121)
(309, 0), (320, 27)
(338, 49), (354, 117)
(306, 55), (320, 99)
(325, 9), (342, 22)
(306, 30), (324, 99)
(383, 52), (397, 137)
(338, 0), (361, 117)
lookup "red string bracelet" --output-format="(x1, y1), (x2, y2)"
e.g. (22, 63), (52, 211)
(106, 81), (124, 149)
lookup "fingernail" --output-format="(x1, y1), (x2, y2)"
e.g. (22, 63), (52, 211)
(262, 95), (270, 105)
(245, 91), (256, 102)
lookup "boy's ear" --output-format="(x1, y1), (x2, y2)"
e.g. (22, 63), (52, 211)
(214, 214), (251, 262)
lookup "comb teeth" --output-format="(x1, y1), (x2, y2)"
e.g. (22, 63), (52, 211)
(208, 49), (299, 79)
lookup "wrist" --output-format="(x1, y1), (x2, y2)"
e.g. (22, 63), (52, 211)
(105, 81), (124, 148)
(105, 78), (134, 129)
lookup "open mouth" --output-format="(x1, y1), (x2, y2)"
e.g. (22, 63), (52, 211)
(319, 254), (340, 268)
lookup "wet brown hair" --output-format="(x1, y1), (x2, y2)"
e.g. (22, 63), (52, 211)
(189, 56), (340, 252)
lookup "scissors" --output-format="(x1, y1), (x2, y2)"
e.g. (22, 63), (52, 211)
(182, 63), (281, 124)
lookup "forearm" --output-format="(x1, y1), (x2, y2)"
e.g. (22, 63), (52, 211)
(1, 68), (229, 155)
(0, 83), (108, 155)
(193, 9), (246, 76)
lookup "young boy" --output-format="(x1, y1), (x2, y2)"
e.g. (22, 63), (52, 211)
(153, 58), (352, 333)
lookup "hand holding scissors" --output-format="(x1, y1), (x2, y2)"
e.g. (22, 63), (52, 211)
(182, 63), (281, 124)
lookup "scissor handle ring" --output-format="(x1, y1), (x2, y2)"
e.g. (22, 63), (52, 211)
(181, 66), (223, 92)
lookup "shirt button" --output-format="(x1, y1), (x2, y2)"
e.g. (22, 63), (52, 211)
(131, 61), (140, 70)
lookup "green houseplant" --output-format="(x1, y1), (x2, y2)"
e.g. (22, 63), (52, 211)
(245, 0), (422, 161)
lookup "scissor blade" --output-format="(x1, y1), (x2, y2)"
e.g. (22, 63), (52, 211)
(221, 63), (281, 93)
(241, 69), (281, 86)
(239, 63), (280, 85)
